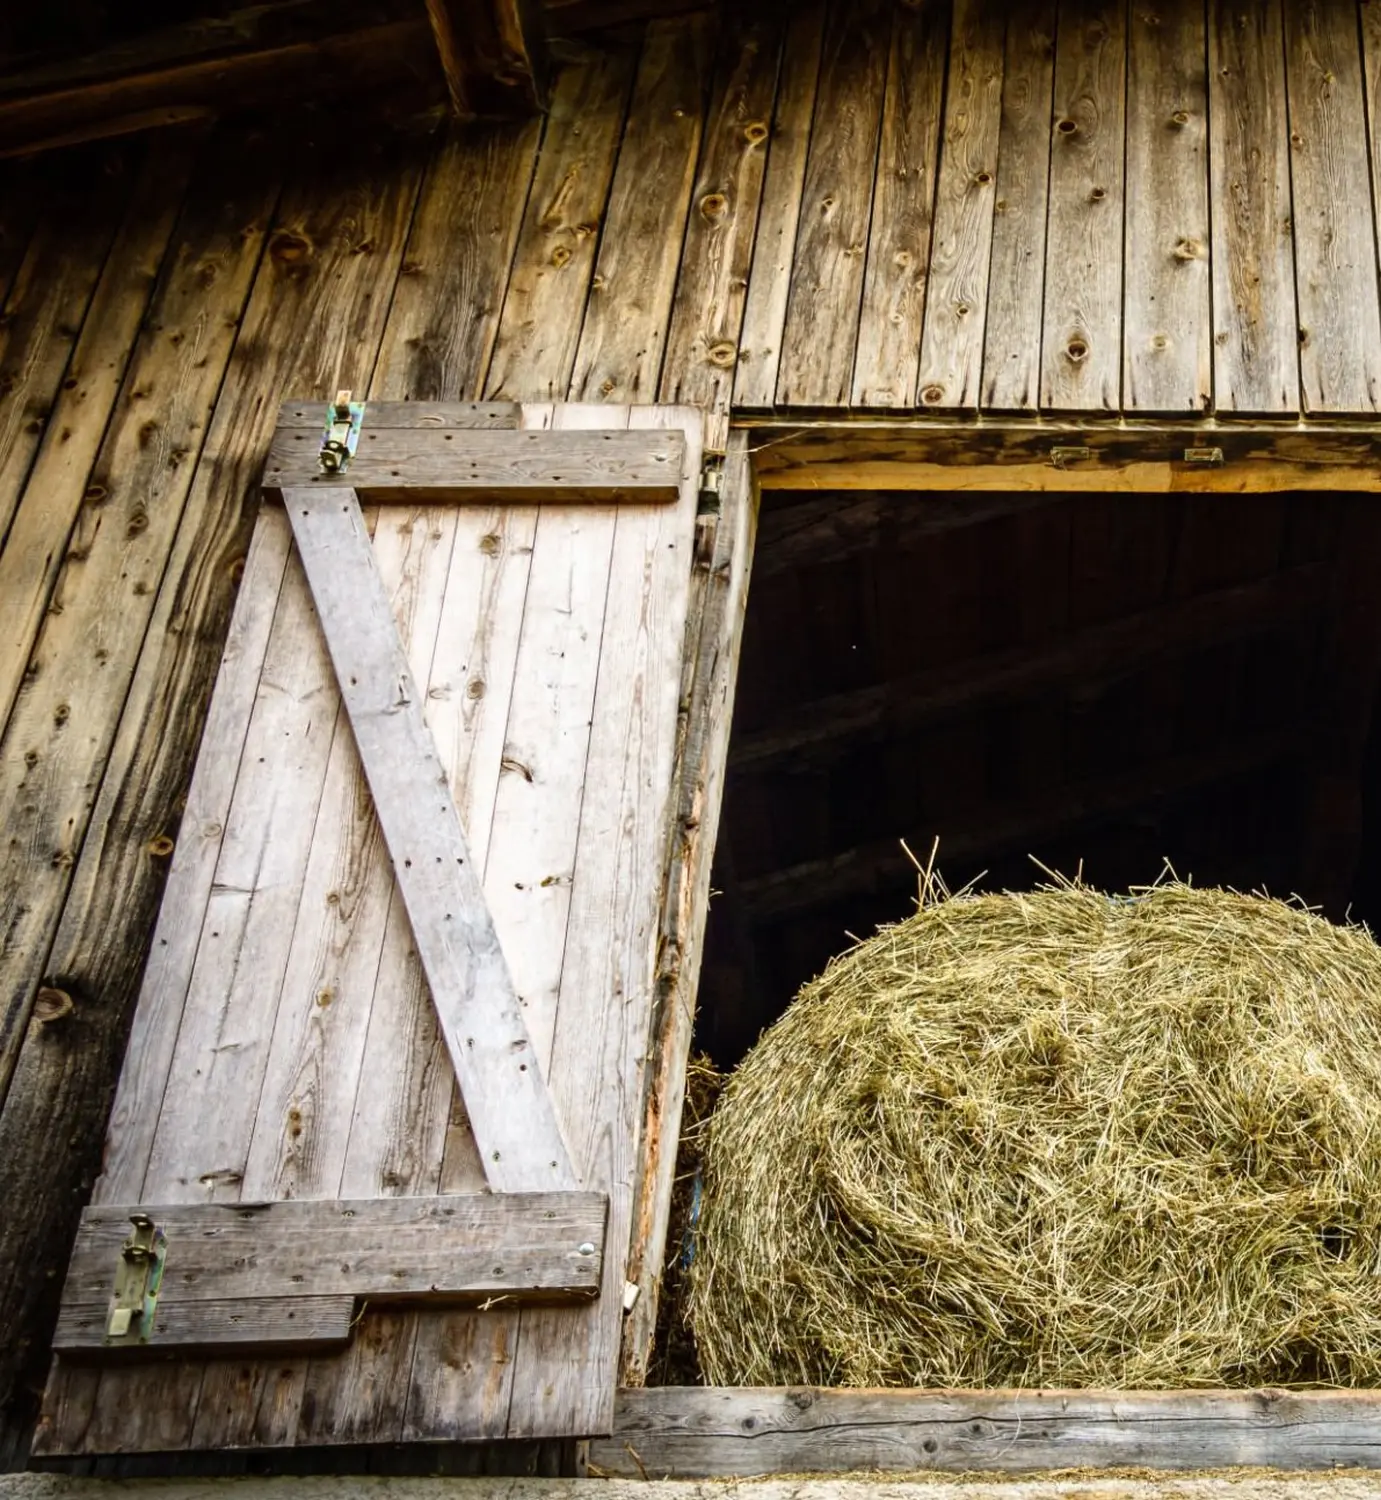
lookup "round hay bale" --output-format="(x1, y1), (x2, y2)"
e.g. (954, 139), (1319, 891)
(688, 881), (1381, 1389)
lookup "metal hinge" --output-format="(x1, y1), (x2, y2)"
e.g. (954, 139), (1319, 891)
(104, 1213), (166, 1345)
(1050, 445), (1094, 470)
(319, 388), (365, 474)
(699, 452), (725, 515)
(1182, 446), (1224, 466)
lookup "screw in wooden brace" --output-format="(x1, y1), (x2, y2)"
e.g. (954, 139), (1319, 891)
(1050, 445), (1094, 470)
(104, 1213), (166, 1345)
(319, 388), (366, 475)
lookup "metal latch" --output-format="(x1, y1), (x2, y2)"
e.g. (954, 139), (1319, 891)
(699, 453), (725, 515)
(1182, 446), (1224, 466)
(105, 1213), (166, 1345)
(1050, 445), (1094, 470)
(319, 388), (365, 474)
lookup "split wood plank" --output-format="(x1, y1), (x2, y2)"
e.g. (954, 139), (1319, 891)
(568, 16), (711, 403)
(285, 483), (578, 1194)
(1284, 0), (1381, 413)
(774, 0), (889, 407)
(980, 0), (1056, 410)
(1123, 0), (1211, 412)
(593, 1385), (1381, 1476)
(54, 1297), (356, 1357)
(264, 425), (685, 501)
(1207, 0), (1298, 413)
(504, 403), (700, 1439)
(63, 1194), (605, 1307)
(915, 0), (1005, 410)
(485, 42), (636, 402)
(850, 0), (950, 408)
(732, 4), (825, 410)
(1040, 0), (1127, 410)
(659, 15), (782, 420)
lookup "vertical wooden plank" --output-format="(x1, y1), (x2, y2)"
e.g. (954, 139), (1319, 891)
(568, 17), (712, 403)
(733, 4), (825, 411)
(1284, 0), (1381, 413)
(851, 0), (951, 408)
(915, 0), (1006, 409)
(1040, 0), (1127, 411)
(486, 44), (636, 402)
(775, 0), (890, 407)
(1123, 0), (1211, 412)
(1208, 0), (1298, 413)
(1361, 0), (1381, 385)
(506, 406), (700, 1440)
(659, 16), (782, 428)
(981, 0), (1057, 411)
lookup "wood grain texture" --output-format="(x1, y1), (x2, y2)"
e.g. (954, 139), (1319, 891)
(916, 0), (1005, 409)
(1123, 0), (1211, 412)
(568, 16), (711, 402)
(1208, 0), (1299, 413)
(1040, 0), (1127, 410)
(592, 1386), (1381, 1476)
(54, 1296), (356, 1357)
(486, 42), (636, 402)
(1284, 0), (1381, 412)
(775, 0), (889, 406)
(851, 0), (950, 408)
(732, 4), (824, 410)
(981, 0), (1056, 410)
(659, 16), (782, 416)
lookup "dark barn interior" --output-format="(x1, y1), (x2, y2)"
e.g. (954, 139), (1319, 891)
(697, 487), (1381, 1070)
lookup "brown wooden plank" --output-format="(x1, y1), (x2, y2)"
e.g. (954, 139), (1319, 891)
(914, 0), (1005, 410)
(1040, 0), (1126, 410)
(850, 0), (949, 408)
(486, 42), (636, 402)
(1123, 0), (1211, 412)
(1208, 0), (1298, 413)
(54, 1297), (356, 1357)
(1284, 0), (1381, 412)
(774, 0), (889, 407)
(980, 0), (1056, 411)
(567, 16), (711, 402)
(593, 1386), (1381, 1476)
(659, 16), (782, 424)
(732, 4), (825, 410)
(263, 426), (686, 501)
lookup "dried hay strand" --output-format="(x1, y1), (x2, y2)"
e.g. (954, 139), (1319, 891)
(688, 875), (1381, 1389)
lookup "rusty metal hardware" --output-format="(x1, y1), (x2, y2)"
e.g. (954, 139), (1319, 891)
(319, 388), (365, 474)
(698, 453), (725, 514)
(1182, 446), (1225, 466)
(1050, 445), (1094, 469)
(105, 1213), (166, 1345)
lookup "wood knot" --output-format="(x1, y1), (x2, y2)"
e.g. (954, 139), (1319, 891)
(700, 192), (729, 219)
(84, 483), (108, 504)
(920, 383), (946, 404)
(53, 702), (70, 725)
(744, 121), (769, 145)
(1088, 185), (1106, 202)
(1065, 337), (1090, 363)
(1170, 110), (1190, 127)
(1056, 117), (1078, 136)
(146, 833), (176, 857)
(975, 170), (993, 185)
(708, 341), (738, 368)
(467, 678), (486, 699)
(550, 244), (572, 268)
(268, 229), (312, 266)
(34, 987), (74, 1025)
(1173, 238), (1203, 260)
(1152, 333), (1169, 350)
(479, 533), (502, 555)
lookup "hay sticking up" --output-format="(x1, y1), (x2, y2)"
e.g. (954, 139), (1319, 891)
(688, 878), (1381, 1390)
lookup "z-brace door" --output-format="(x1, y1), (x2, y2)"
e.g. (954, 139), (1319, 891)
(37, 402), (705, 1454)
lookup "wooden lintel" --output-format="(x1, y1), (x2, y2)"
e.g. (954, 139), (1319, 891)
(591, 1385), (1381, 1476)
(425, 0), (547, 118)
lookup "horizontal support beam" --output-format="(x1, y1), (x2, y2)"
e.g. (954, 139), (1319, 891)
(737, 727), (1311, 919)
(53, 1295), (355, 1359)
(61, 1192), (606, 1322)
(745, 418), (1381, 493)
(265, 423), (685, 503)
(592, 1386), (1381, 1476)
(426, 0), (546, 118)
(731, 564), (1329, 769)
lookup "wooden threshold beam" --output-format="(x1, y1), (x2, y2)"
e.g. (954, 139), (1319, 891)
(425, 0), (547, 117)
(591, 1386), (1381, 1476)
(737, 727), (1312, 919)
(731, 563), (1329, 769)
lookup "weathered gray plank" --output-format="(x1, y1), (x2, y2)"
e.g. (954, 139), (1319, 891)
(1208, 0), (1298, 413)
(915, 0), (1004, 410)
(1284, 0), (1381, 412)
(1123, 0), (1211, 412)
(775, 0), (889, 407)
(1040, 0), (1126, 410)
(850, 0), (949, 408)
(276, 400), (520, 428)
(53, 1297), (356, 1356)
(732, 4), (824, 411)
(62, 1194), (605, 1306)
(285, 485), (576, 1195)
(265, 426), (685, 502)
(592, 1386), (1381, 1476)
(981, 0), (1056, 410)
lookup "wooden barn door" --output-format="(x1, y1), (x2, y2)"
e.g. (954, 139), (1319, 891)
(37, 401), (705, 1454)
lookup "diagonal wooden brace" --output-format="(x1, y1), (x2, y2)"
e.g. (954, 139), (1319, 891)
(284, 485), (575, 1193)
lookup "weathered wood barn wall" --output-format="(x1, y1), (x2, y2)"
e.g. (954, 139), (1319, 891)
(6, 0), (1381, 1462)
